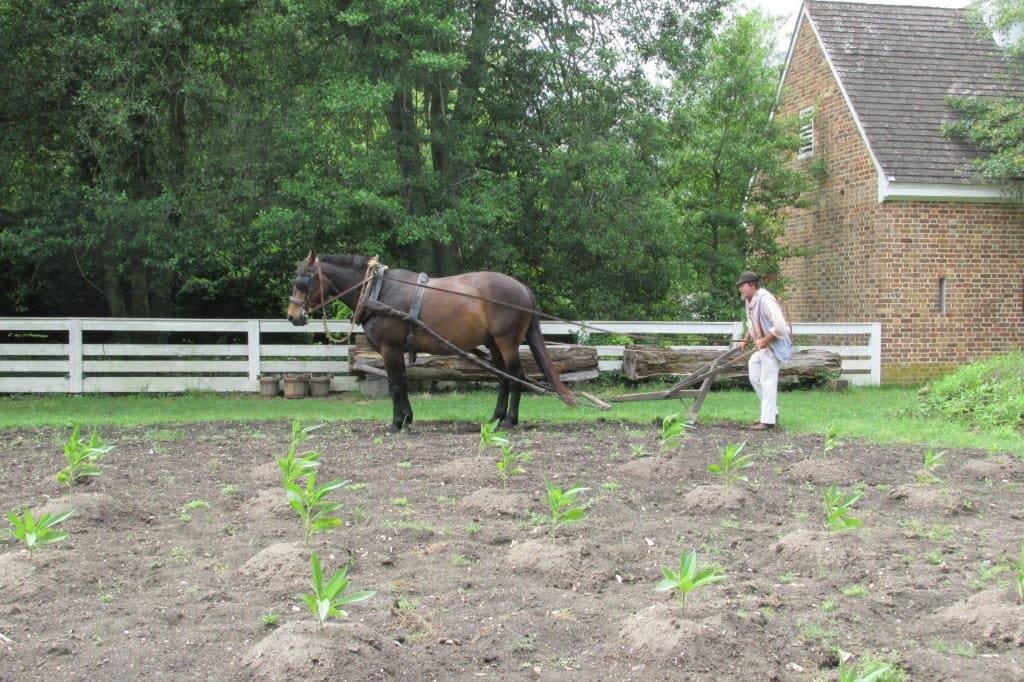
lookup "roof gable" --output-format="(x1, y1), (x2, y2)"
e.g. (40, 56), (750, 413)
(798, 1), (1023, 190)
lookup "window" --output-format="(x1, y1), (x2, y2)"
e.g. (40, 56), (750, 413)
(798, 106), (814, 159)
(938, 277), (947, 314)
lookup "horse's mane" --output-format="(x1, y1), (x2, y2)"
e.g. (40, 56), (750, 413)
(317, 253), (367, 270)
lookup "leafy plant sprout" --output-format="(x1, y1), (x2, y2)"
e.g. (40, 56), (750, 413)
(495, 443), (531, 485)
(5, 508), (74, 558)
(629, 443), (648, 458)
(301, 552), (375, 630)
(658, 413), (687, 451)
(823, 483), (865, 532)
(179, 499), (210, 522)
(917, 448), (947, 484)
(479, 420), (510, 452)
(822, 423), (842, 456)
(275, 420), (322, 485)
(284, 472), (348, 545)
(655, 549), (725, 607)
(544, 481), (589, 534)
(707, 440), (753, 486)
(56, 424), (114, 494)
(837, 655), (896, 682)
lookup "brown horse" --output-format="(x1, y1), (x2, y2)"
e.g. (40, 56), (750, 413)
(286, 253), (575, 432)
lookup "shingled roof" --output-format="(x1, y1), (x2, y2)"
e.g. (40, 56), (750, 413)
(800, 0), (1024, 186)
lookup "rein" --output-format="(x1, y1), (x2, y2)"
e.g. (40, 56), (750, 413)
(302, 256), (659, 345)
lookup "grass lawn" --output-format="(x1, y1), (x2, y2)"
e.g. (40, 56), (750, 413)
(1, 385), (1021, 455)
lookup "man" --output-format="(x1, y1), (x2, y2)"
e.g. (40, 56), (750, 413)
(736, 271), (792, 430)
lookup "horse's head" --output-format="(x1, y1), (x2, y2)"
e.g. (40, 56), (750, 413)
(286, 251), (319, 326)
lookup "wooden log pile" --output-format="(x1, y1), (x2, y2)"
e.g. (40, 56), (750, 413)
(621, 345), (841, 382)
(349, 338), (599, 383)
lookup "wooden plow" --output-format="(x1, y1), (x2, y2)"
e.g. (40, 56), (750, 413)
(609, 345), (754, 424)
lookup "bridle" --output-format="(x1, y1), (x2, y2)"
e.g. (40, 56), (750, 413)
(289, 257), (379, 342)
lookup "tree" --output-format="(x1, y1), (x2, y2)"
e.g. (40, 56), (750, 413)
(944, 0), (1024, 198)
(666, 9), (812, 320)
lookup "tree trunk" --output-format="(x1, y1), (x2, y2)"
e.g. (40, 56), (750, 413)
(102, 263), (127, 317)
(349, 338), (597, 382)
(621, 345), (841, 381)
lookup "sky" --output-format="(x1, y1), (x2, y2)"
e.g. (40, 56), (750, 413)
(739, 0), (973, 51)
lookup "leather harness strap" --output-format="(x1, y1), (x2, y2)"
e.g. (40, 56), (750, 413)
(405, 272), (429, 364)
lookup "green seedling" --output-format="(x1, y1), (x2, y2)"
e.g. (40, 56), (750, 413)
(917, 448), (947, 484)
(179, 499), (210, 522)
(822, 423), (842, 456)
(496, 444), (531, 485)
(262, 610), (280, 628)
(629, 443), (648, 458)
(301, 551), (375, 630)
(659, 414), (687, 451)
(56, 425), (113, 491)
(655, 549), (725, 607)
(275, 423), (321, 485)
(284, 472), (348, 544)
(838, 657), (896, 682)
(824, 483), (865, 532)
(544, 481), (589, 533)
(480, 420), (511, 451)
(707, 440), (753, 486)
(5, 508), (74, 557)
(1015, 541), (1024, 605)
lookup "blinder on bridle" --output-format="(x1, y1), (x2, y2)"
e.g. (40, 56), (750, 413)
(289, 268), (319, 311)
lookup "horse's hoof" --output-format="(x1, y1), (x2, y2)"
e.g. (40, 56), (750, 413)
(499, 419), (518, 430)
(388, 424), (402, 434)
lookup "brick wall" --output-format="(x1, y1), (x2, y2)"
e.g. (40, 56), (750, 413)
(777, 16), (1024, 383)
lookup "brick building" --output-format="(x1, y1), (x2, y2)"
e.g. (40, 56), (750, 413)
(776, 1), (1024, 383)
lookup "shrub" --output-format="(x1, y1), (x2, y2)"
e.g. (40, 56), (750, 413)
(918, 353), (1024, 431)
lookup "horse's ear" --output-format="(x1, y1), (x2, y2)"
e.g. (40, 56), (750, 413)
(305, 251), (316, 265)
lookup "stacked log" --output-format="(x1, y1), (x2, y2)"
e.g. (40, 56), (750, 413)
(348, 338), (599, 383)
(621, 345), (841, 381)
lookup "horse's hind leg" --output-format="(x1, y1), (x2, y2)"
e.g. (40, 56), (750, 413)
(495, 337), (525, 429)
(382, 345), (413, 432)
(485, 338), (509, 424)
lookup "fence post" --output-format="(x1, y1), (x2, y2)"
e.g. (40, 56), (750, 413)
(247, 320), (261, 391)
(869, 323), (882, 386)
(68, 319), (83, 394)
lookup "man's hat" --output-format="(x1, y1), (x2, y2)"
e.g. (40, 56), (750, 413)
(736, 271), (762, 285)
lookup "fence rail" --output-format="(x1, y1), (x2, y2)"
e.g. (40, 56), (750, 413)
(0, 317), (881, 393)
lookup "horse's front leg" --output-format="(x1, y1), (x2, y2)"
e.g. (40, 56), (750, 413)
(381, 345), (412, 432)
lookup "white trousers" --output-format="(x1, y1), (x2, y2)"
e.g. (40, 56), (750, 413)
(748, 348), (780, 424)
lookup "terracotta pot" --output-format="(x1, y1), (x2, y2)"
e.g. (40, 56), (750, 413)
(282, 373), (309, 399)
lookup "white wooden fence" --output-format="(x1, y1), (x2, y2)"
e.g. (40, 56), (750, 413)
(0, 317), (881, 393)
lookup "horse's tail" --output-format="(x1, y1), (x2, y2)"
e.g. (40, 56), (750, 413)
(524, 297), (577, 407)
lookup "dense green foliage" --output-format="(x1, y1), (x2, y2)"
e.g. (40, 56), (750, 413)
(945, 0), (1024, 197)
(1, 1), (809, 321)
(918, 352), (1024, 432)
